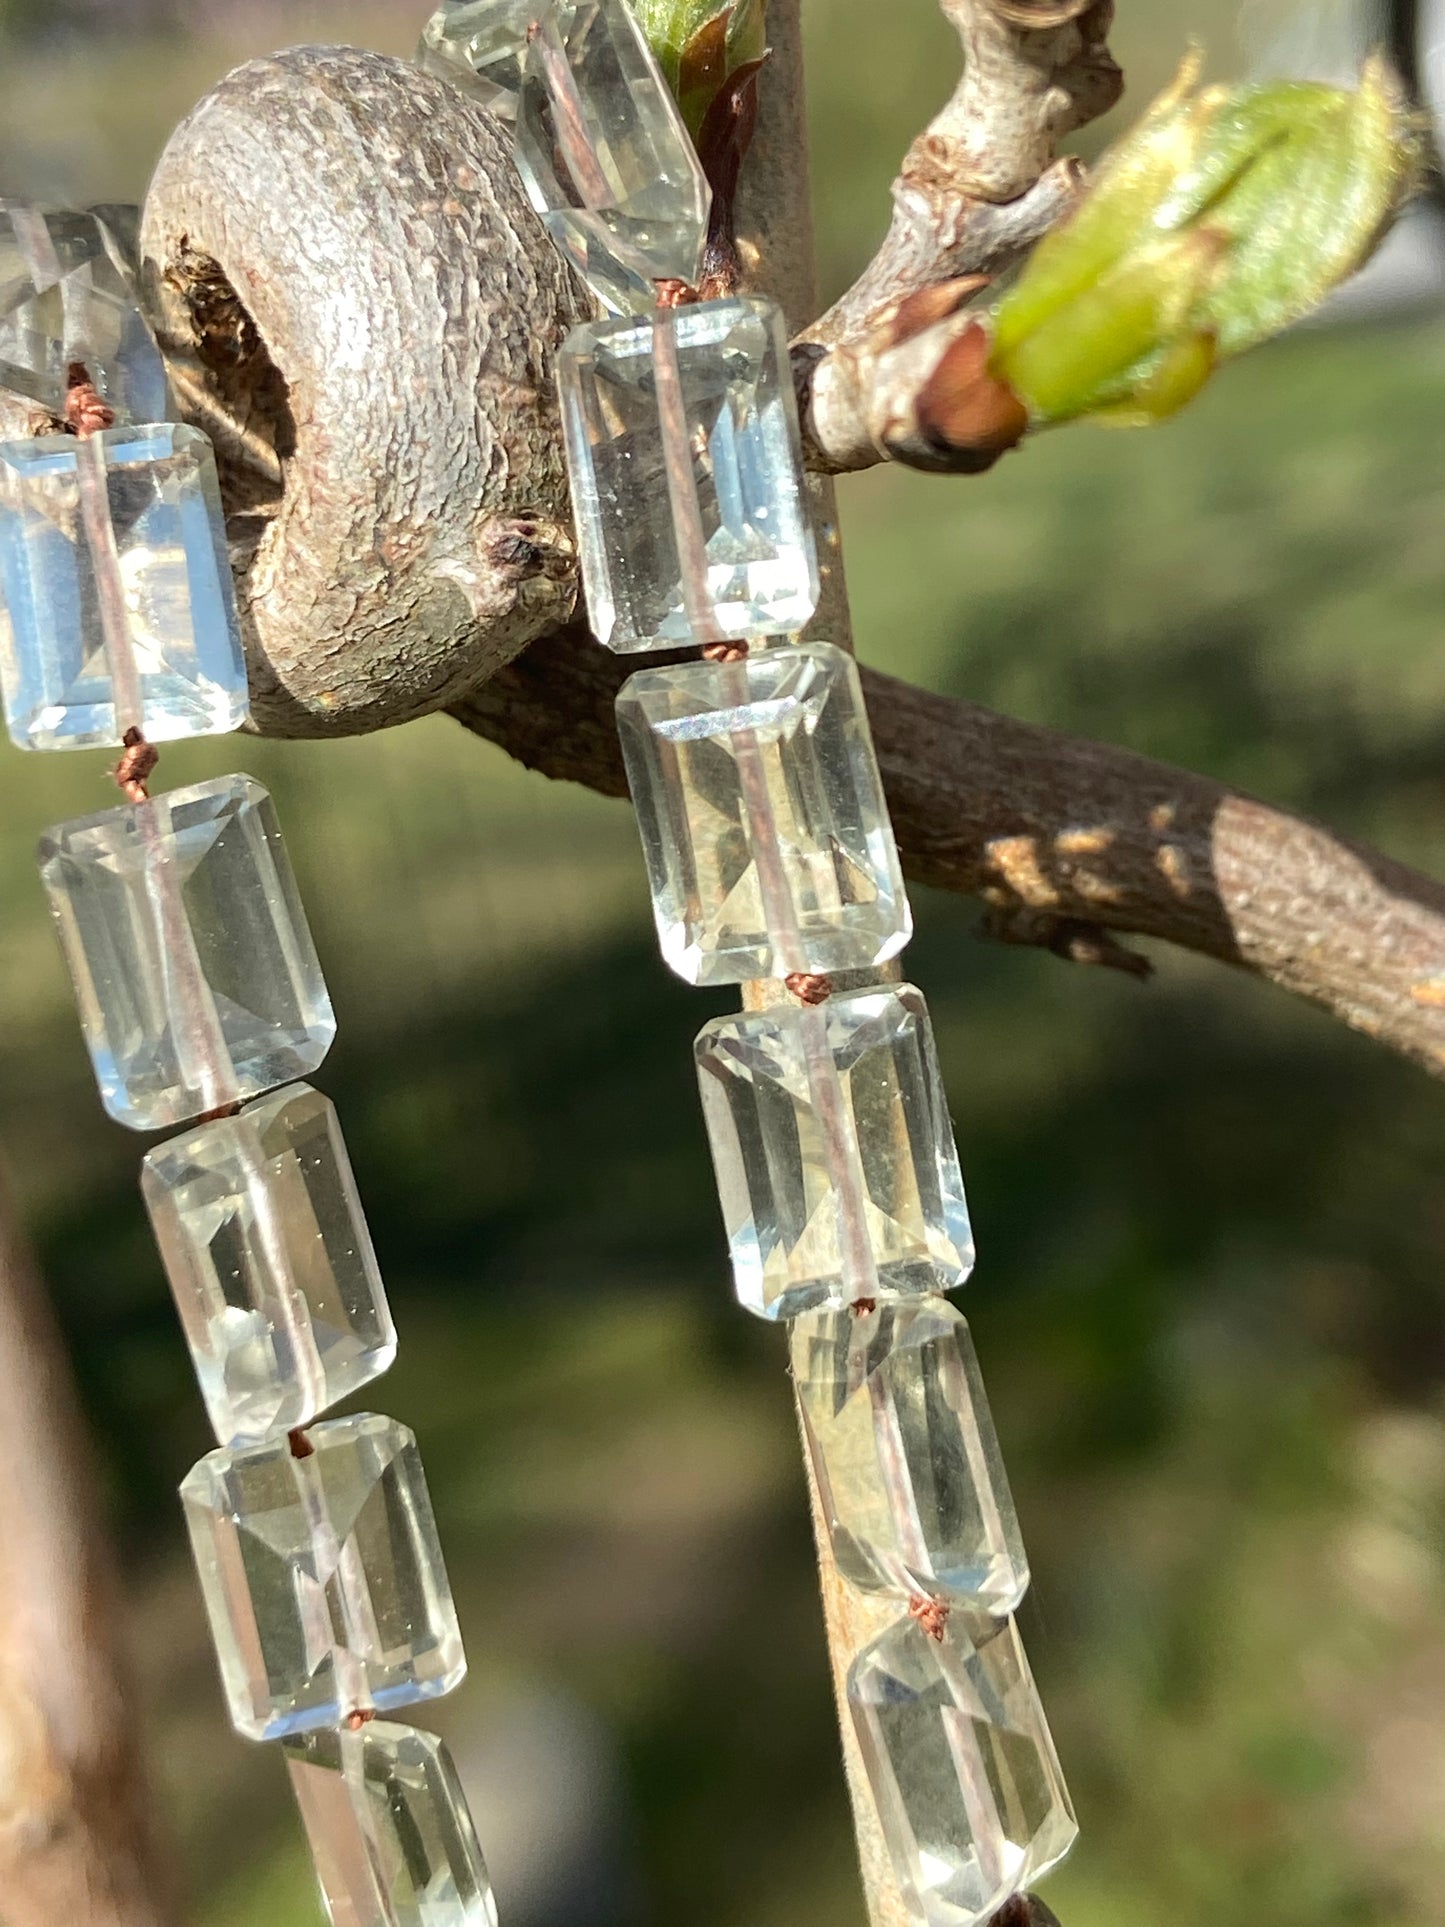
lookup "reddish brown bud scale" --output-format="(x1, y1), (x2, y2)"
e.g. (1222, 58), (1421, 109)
(885, 277), (991, 350)
(914, 321), (1029, 472)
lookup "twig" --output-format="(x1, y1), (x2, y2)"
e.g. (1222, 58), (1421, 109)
(451, 630), (1445, 1079)
(794, 0), (1123, 473)
(812, 0), (1122, 339)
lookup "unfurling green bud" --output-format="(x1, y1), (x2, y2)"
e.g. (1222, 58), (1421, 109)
(989, 53), (1423, 428)
(632, 0), (768, 135)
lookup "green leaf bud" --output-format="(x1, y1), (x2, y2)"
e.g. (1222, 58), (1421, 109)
(990, 53), (1422, 428)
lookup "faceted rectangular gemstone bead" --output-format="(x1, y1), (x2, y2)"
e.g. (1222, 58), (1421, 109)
(143, 1085), (397, 1448)
(0, 200), (168, 420)
(416, 0), (536, 118)
(695, 985), (974, 1320)
(791, 1301), (1027, 1612)
(0, 423), (249, 751)
(38, 774), (335, 1131)
(182, 1414), (466, 1741)
(848, 1612), (1077, 1927)
(287, 1722), (499, 1927)
(561, 297), (818, 648)
(616, 642), (907, 983)
(515, 0), (711, 313)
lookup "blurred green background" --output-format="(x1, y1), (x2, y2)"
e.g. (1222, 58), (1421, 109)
(6, 3), (1445, 1925)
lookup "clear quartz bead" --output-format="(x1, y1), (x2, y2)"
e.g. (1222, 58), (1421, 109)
(616, 642), (908, 984)
(0, 200), (168, 420)
(560, 297), (818, 648)
(37, 774), (335, 1132)
(694, 984), (974, 1320)
(143, 1085), (397, 1448)
(791, 1301), (1027, 1612)
(287, 1722), (499, 1927)
(0, 422), (249, 750)
(848, 1611), (1077, 1927)
(416, 0), (537, 118)
(182, 1414), (467, 1741)
(514, 0), (711, 312)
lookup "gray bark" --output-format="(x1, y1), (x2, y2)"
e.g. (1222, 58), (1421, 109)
(141, 47), (589, 737)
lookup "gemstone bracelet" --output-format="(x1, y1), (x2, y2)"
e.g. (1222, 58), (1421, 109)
(0, 6), (1074, 1924)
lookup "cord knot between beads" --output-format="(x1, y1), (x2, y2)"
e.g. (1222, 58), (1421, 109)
(113, 729), (159, 802)
(63, 362), (116, 438)
(786, 972), (834, 1006)
(653, 277), (703, 308)
(908, 1596), (950, 1642)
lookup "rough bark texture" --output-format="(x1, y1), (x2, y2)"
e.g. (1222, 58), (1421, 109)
(140, 47), (590, 737)
(453, 634), (1445, 1076)
(876, 670), (1445, 1074)
(0, 1169), (174, 1927)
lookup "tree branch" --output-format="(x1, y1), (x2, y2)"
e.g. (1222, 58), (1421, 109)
(0, 1167), (175, 1927)
(134, 43), (1445, 1068)
(795, 0), (1123, 473)
(452, 628), (1445, 1078)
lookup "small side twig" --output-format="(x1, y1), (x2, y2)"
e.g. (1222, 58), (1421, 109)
(793, 0), (1122, 473)
(982, 904), (1154, 979)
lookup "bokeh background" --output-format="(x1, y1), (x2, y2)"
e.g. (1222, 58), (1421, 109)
(4, 3), (1445, 1924)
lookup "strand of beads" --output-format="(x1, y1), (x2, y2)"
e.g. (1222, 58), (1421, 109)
(0, 199), (496, 1927)
(419, 7), (1077, 1924)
